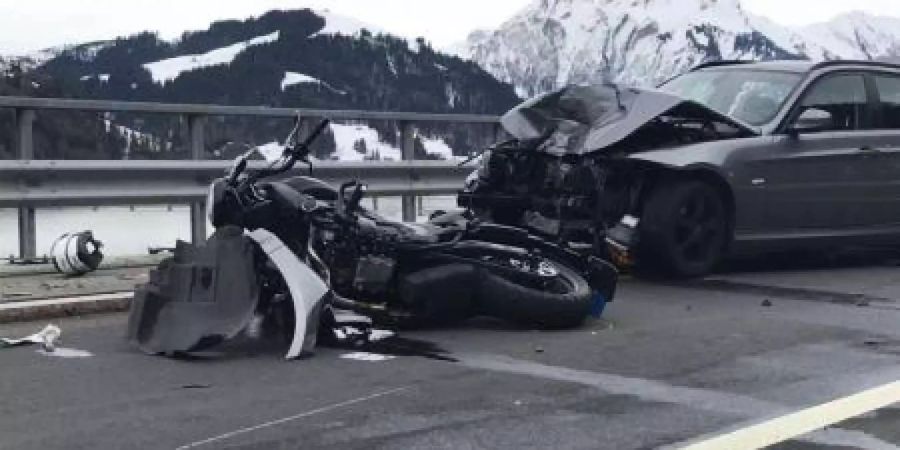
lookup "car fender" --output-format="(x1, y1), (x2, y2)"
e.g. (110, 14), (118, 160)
(246, 228), (328, 360)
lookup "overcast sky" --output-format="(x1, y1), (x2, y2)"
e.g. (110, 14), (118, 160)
(3, 0), (900, 54)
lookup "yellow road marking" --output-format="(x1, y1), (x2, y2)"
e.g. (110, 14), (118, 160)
(682, 381), (900, 450)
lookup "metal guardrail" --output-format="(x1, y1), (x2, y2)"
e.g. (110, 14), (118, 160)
(1, 96), (498, 259)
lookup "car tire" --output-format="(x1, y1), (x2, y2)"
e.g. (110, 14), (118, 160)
(638, 180), (729, 278)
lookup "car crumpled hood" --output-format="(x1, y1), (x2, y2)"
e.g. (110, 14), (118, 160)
(500, 84), (759, 156)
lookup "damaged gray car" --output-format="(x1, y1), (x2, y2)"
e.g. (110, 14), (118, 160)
(460, 60), (900, 277)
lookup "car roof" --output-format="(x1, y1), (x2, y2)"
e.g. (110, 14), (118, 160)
(691, 59), (900, 74)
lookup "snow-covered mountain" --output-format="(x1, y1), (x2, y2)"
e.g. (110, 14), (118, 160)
(457, 0), (900, 97)
(801, 11), (900, 61)
(3, 9), (518, 160)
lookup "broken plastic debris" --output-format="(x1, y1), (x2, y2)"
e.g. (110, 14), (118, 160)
(50, 231), (104, 276)
(1, 324), (61, 352)
(369, 329), (395, 342)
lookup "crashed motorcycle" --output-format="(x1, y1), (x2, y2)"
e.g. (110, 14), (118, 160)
(128, 118), (617, 359)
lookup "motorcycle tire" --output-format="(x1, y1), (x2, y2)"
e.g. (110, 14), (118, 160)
(477, 261), (594, 329)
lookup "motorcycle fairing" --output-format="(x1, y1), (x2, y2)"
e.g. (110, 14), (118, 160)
(126, 226), (260, 355)
(246, 228), (328, 360)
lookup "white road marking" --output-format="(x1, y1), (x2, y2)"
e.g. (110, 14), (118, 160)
(458, 353), (785, 417)
(461, 353), (899, 449)
(0, 291), (133, 311)
(175, 386), (409, 449)
(680, 381), (900, 450)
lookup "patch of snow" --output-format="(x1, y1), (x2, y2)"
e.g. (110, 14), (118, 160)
(330, 123), (402, 161)
(143, 31), (280, 84)
(799, 11), (900, 60)
(281, 72), (319, 89)
(80, 74), (110, 83)
(0, 47), (60, 72)
(311, 9), (388, 38)
(386, 55), (398, 76)
(104, 119), (165, 156)
(281, 71), (346, 94)
(445, 83), (459, 108)
(256, 141), (286, 162)
(434, 63), (448, 71)
(422, 137), (457, 160)
(310, 9), (420, 52)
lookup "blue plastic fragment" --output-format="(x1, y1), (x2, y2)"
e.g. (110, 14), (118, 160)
(590, 293), (607, 318)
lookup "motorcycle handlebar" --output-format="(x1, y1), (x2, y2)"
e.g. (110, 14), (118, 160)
(241, 118), (331, 185)
(291, 118), (331, 158)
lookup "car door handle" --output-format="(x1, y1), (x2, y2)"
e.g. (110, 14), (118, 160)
(859, 146), (881, 153)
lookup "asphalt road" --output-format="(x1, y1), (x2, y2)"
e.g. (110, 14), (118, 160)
(1, 260), (899, 450)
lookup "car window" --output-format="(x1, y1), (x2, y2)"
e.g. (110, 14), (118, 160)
(799, 74), (869, 131)
(660, 70), (801, 126)
(873, 74), (900, 129)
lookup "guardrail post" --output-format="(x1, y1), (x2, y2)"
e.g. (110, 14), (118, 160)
(16, 108), (37, 259)
(16, 109), (35, 159)
(188, 114), (207, 243)
(188, 114), (206, 160)
(17, 207), (37, 260)
(400, 121), (416, 222)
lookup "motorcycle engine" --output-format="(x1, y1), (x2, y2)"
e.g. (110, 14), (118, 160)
(316, 222), (398, 300)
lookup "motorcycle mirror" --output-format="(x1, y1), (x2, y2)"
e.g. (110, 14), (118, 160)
(348, 183), (366, 210)
(227, 151), (252, 183)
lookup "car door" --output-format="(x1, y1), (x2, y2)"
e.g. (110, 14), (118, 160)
(756, 72), (881, 233)
(857, 72), (900, 228)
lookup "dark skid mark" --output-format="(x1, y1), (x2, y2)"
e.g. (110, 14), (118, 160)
(355, 336), (458, 362)
(180, 384), (212, 390)
(684, 279), (892, 306)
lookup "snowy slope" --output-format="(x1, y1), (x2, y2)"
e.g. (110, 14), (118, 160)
(800, 11), (900, 60)
(281, 71), (346, 94)
(1, 48), (60, 72)
(143, 31), (280, 84)
(459, 0), (900, 96)
(311, 9), (390, 38)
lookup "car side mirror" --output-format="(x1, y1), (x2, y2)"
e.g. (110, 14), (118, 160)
(788, 108), (833, 136)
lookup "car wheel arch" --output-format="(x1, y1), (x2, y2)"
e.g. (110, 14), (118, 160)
(629, 162), (737, 244)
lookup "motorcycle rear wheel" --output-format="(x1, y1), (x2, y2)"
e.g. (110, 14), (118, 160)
(477, 260), (594, 329)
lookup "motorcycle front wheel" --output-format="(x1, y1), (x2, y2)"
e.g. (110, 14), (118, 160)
(477, 258), (594, 329)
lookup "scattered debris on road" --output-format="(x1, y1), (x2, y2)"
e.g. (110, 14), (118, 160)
(38, 347), (93, 358)
(50, 231), (104, 276)
(340, 352), (396, 362)
(1, 324), (61, 352)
